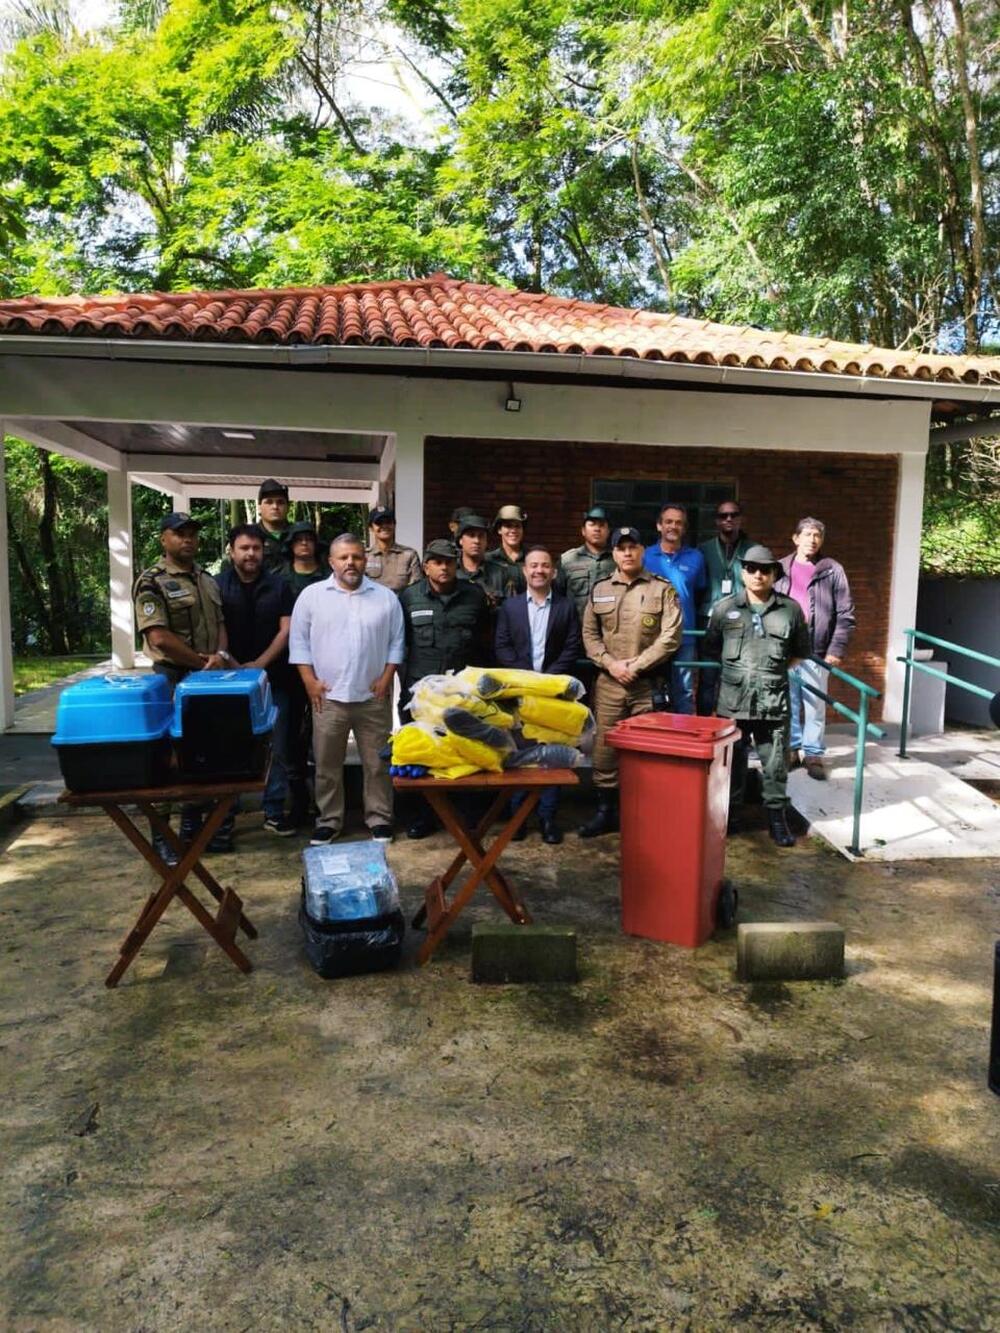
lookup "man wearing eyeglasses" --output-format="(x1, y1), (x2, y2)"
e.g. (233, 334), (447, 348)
(697, 501), (752, 715)
(703, 545), (811, 846)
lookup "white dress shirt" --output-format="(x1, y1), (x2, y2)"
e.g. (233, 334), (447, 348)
(526, 589), (552, 672)
(289, 574), (405, 702)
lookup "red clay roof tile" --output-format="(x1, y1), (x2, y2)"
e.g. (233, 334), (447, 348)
(0, 274), (997, 386)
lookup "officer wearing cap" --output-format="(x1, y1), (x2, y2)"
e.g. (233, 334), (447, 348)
(257, 479), (294, 574)
(558, 505), (615, 616)
(448, 506), (478, 539)
(485, 504), (528, 597)
(579, 526), (684, 837)
(703, 544), (811, 847)
(365, 506), (421, 593)
(399, 539), (492, 838)
(282, 521), (326, 599)
(455, 513), (506, 608)
(133, 513), (229, 862)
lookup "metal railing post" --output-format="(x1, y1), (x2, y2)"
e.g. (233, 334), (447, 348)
(849, 690), (869, 857)
(898, 629), (914, 760)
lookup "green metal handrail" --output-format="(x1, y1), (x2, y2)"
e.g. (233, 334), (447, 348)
(897, 629), (1000, 759)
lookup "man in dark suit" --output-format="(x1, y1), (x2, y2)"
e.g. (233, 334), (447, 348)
(495, 545), (583, 844)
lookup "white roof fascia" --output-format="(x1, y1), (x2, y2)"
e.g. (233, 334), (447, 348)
(1, 336), (998, 407)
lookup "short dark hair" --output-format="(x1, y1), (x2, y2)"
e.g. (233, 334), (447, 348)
(228, 523), (265, 547)
(716, 501), (742, 516)
(658, 502), (688, 520)
(523, 544), (553, 560)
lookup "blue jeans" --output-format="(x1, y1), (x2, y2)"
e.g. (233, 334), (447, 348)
(263, 684), (291, 819)
(511, 787), (560, 822)
(669, 639), (697, 715)
(789, 660), (828, 756)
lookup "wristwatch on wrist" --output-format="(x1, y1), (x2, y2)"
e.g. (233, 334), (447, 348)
(218, 650), (231, 663)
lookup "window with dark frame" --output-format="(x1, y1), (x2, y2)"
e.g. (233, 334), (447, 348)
(591, 480), (738, 548)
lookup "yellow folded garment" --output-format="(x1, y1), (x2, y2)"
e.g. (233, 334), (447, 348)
(411, 688), (515, 731)
(517, 694), (589, 737)
(459, 667), (579, 700)
(520, 720), (580, 745)
(391, 722), (503, 776)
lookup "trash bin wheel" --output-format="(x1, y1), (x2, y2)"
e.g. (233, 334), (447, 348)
(717, 880), (738, 930)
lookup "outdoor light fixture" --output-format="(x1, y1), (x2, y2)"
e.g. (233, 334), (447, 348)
(504, 382), (522, 412)
(222, 430), (256, 440)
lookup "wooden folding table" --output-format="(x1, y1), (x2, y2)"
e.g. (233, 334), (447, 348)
(59, 775), (265, 988)
(392, 768), (579, 964)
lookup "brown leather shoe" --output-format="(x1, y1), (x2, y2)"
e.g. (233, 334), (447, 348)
(804, 756), (827, 781)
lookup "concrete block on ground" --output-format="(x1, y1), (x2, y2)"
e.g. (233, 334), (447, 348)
(471, 924), (578, 984)
(737, 921), (845, 982)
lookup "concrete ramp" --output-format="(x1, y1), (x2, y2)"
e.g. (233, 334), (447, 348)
(790, 732), (1000, 861)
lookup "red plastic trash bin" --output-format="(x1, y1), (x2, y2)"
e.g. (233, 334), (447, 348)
(608, 713), (739, 947)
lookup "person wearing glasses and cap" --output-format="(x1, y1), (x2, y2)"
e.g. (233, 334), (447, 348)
(365, 506), (422, 593)
(703, 545), (812, 847)
(579, 526), (684, 838)
(485, 504), (528, 597)
(697, 500), (752, 715)
(256, 479), (295, 574)
(558, 506), (615, 617)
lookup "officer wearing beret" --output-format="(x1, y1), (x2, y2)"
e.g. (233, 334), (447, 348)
(558, 505), (615, 616)
(485, 504), (528, 597)
(257, 479), (294, 574)
(580, 527), (684, 837)
(455, 513), (506, 608)
(703, 544), (812, 846)
(399, 539), (492, 838)
(365, 506), (422, 593)
(133, 513), (228, 861)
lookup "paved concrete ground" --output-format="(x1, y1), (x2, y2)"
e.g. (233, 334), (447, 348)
(1, 801), (998, 1329)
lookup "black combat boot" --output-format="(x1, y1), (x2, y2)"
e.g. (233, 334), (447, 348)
(578, 792), (619, 839)
(767, 806), (796, 847)
(150, 820), (179, 867)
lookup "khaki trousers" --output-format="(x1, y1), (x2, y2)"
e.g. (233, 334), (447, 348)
(592, 674), (654, 788)
(312, 696), (393, 833)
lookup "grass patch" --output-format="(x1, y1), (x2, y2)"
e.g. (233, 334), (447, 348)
(13, 655), (106, 695)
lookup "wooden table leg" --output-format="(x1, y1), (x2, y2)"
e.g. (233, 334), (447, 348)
(416, 791), (537, 964)
(411, 790), (510, 930)
(140, 802), (258, 939)
(103, 799), (254, 987)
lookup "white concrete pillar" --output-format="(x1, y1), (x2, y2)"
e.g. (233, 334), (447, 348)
(108, 468), (135, 669)
(0, 431), (16, 729)
(392, 429), (424, 555)
(883, 449), (927, 722)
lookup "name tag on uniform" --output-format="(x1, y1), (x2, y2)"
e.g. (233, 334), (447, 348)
(726, 610), (741, 620)
(721, 578), (733, 595)
(593, 595), (615, 604)
(410, 609), (433, 620)
(165, 587), (188, 599)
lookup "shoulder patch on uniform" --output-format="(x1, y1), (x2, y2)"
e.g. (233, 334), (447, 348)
(141, 600), (157, 617)
(641, 614), (656, 627)
(726, 610), (741, 619)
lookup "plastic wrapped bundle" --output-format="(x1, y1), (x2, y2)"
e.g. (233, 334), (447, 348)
(300, 843), (404, 978)
(517, 695), (591, 738)
(391, 723), (482, 779)
(504, 744), (588, 770)
(457, 667), (585, 701)
(442, 706), (516, 755)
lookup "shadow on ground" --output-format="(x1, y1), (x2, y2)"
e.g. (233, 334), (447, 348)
(1, 800), (998, 1330)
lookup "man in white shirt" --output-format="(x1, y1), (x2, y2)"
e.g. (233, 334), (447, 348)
(289, 533), (405, 845)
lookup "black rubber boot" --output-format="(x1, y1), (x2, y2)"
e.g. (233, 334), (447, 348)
(767, 806), (796, 848)
(180, 805), (203, 845)
(150, 822), (179, 867)
(578, 793), (619, 838)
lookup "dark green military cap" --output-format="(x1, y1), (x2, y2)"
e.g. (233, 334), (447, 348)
(424, 538), (459, 561)
(583, 506), (609, 521)
(457, 514), (489, 537)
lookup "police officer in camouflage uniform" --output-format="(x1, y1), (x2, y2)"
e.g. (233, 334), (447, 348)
(703, 544), (812, 847)
(455, 514), (506, 609)
(485, 504), (527, 597)
(579, 526), (684, 837)
(133, 512), (229, 861)
(257, 478), (294, 574)
(558, 505), (615, 616)
(365, 506), (422, 593)
(399, 538), (492, 838)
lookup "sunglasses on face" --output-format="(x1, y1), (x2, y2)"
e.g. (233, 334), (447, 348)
(742, 562), (772, 574)
(716, 511), (740, 519)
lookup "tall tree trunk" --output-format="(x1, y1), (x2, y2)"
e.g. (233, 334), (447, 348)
(949, 0), (984, 353)
(6, 507), (59, 651)
(36, 450), (70, 654)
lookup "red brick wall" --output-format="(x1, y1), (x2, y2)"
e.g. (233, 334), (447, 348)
(424, 437), (897, 716)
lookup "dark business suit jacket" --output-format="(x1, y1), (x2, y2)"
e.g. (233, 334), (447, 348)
(494, 589), (583, 675)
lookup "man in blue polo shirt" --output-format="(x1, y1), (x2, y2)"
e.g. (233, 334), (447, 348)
(644, 503), (707, 714)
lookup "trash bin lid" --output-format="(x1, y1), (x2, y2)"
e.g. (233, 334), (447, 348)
(608, 711), (740, 759)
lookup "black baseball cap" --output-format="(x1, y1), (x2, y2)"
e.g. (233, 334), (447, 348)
(160, 511), (201, 533)
(289, 520), (318, 542)
(258, 478), (289, 500)
(370, 507), (395, 525)
(457, 514), (489, 537)
(611, 525), (643, 547)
